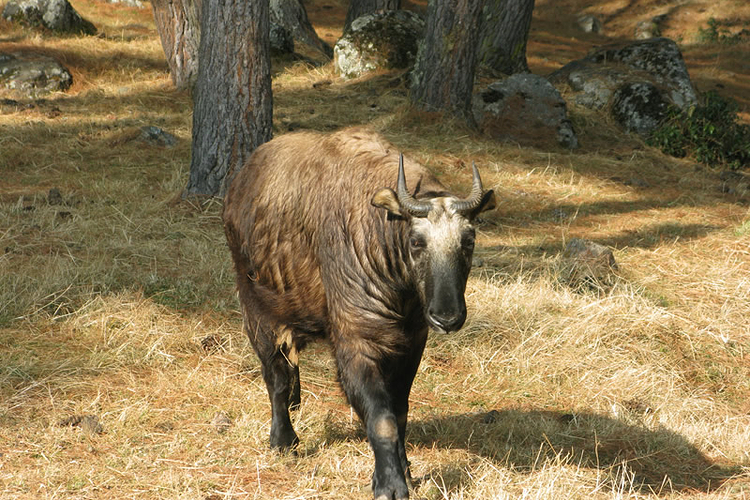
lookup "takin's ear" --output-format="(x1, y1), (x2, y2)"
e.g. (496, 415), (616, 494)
(371, 188), (404, 217)
(467, 189), (497, 221)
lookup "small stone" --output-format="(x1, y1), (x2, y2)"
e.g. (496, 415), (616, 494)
(562, 238), (618, 287)
(139, 126), (177, 148)
(59, 414), (103, 435)
(577, 14), (602, 34)
(211, 412), (232, 433)
(47, 187), (63, 205)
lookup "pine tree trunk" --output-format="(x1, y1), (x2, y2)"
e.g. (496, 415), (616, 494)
(271, 0), (331, 57)
(344, 0), (401, 32)
(151, 0), (202, 90)
(409, 0), (484, 121)
(185, 0), (272, 197)
(479, 0), (535, 75)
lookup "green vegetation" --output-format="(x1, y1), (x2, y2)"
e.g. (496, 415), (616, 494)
(648, 91), (750, 170)
(697, 17), (745, 44)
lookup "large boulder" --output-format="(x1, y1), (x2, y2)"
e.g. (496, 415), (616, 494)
(549, 38), (697, 136)
(334, 10), (424, 79)
(0, 52), (73, 97)
(2, 0), (96, 35)
(473, 73), (578, 149)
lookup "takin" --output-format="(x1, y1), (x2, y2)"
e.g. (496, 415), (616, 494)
(222, 128), (496, 500)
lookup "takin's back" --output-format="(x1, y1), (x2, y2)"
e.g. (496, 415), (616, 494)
(222, 128), (445, 335)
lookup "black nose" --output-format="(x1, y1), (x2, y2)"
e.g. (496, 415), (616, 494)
(427, 307), (467, 332)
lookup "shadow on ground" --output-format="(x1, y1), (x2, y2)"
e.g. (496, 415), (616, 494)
(409, 409), (738, 495)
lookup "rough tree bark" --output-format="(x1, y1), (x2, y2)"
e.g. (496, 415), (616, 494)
(151, 0), (202, 90)
(479, 0), (535, 74)
(344, 0), (401, 32)
(409, 0), (484, 121)
(185, 0), (272, 197)
(271, 0), (331, 57)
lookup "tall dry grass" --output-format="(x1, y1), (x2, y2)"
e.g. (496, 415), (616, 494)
(1, 0), (750, 498)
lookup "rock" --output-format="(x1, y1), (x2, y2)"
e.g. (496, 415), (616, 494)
(0, 52), (73, 97)
(549, 38), (697, 136)
(577, 14), (602, 34)
(47, 187), (63, 205)
(269, 22), (294, 56)
(473, 73), (578, 149)
(334, 10), (424, 79)
(611, 82), (670, 135)
(587, 38), (697, 109)
(2, 0), (97, 35)
(139, 126), (177, 147)
(211, 412), (232, 434)
(59, 414), (104, 435)
(635, 15), (665, 40)
(105, 0), (144, 7)
(562, 238), (618, 287)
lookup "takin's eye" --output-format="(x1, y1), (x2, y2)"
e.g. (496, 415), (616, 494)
(461, 232), (476, 253)
(409, 235), (427, 254)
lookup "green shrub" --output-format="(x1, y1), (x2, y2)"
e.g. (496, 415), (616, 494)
(697, 17), (744, 44)
(647, 91), (750, 170)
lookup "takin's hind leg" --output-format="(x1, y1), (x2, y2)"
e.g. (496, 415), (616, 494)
(248, 321), (300, 451)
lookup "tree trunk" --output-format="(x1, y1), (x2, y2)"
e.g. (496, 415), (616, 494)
(271, 0), (331, 57)
(344, 0), (401, 32)
(409, 0), (484, 121)
(185, 0), (272, 197)
(151, 0), (202, 90)
(479, 0), (535, 75)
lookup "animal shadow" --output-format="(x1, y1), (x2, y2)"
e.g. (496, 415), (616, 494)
(409, 409), (739, 495)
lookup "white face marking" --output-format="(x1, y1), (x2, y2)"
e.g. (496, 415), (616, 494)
(411, 197), (473, 261)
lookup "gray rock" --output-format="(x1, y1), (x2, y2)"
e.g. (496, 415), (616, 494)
(334, 10), (424, 79)
(562, 238), (618, 287)
(0, 52), (72, 96)
(587, 38), (697, 108)
(611, 82), (670, 135)
(105, 0), (144, 7)
(59, 414), (104, 435)
(2, 0), (96, 35)
(635, 15), (665, 40)
(139, 126), (177, 148)
(549, 38), (697, 135)
(473, 73), (578, 149)
(577, 14), (602, 34)
(211, 412), (232, 434)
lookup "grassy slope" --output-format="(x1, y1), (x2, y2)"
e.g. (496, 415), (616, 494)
(1, 0), (749, 498)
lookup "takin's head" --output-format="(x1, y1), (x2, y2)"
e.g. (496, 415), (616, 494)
(371, 155), (496, 333)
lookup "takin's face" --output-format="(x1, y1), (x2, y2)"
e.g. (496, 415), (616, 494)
(371, 156), (496, 333)
(407, 199), (476, 332)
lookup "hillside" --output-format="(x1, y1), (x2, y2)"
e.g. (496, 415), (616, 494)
(1, 0), (749, 499)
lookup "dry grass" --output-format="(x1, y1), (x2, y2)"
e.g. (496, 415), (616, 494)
(1, 0), (750, 498)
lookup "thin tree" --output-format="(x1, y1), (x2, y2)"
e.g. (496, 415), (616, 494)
(185, 0), (272, 197)
(344, 0), (401, 32)
(151, 0), (202, 90)
(479, 0), (535, 75)
(409, 0), (484, 121)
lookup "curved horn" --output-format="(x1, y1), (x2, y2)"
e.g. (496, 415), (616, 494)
(452, 162), (484, 214)
(396, 153), (432, 217)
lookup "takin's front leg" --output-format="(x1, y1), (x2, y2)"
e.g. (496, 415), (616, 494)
(335, 341), (410, 500)
(388, 330), (428, 490)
